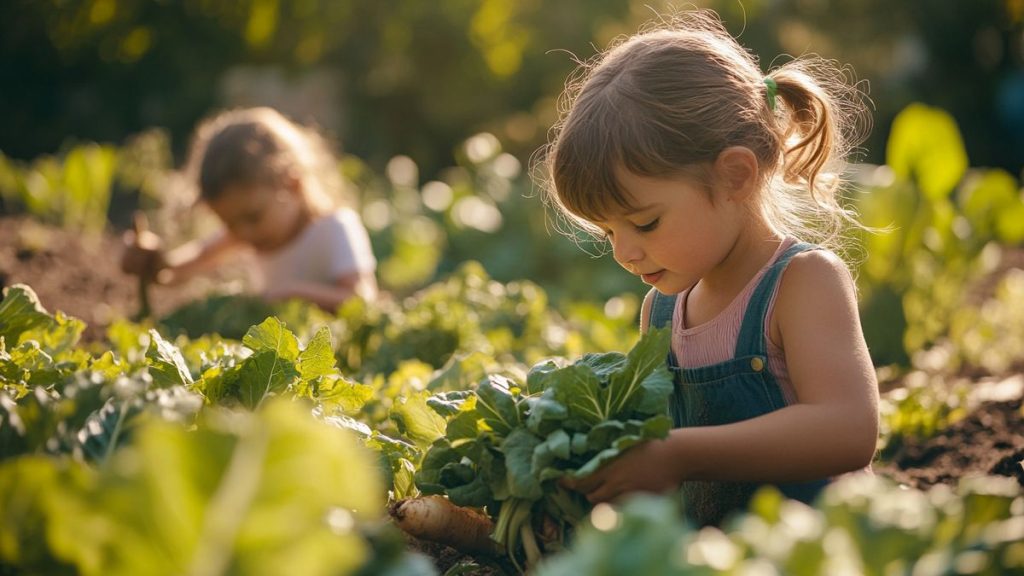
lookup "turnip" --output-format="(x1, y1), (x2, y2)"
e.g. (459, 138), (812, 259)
(389, 495), (502, 556)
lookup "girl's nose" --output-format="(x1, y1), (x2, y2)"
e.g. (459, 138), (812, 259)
(611, 234), (642, 271)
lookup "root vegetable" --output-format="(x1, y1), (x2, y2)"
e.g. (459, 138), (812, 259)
(389, 495), (502, 556)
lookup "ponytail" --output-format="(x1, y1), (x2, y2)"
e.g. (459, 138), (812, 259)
(763, 58), (872, 252)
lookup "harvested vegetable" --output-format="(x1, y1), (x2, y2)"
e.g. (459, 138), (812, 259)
(389, 495), (502, 556)
(413, 327), (673, 571)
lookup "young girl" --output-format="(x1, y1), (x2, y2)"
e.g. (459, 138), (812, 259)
(122, 107), (378, 311)
(545, 12), (879, 526)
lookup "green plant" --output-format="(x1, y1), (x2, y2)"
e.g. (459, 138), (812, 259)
(535, 475), (1024, 576)
(0, 144), (118, 237)
(414, 327), (673, 571)
(856, 103), (1024, 367)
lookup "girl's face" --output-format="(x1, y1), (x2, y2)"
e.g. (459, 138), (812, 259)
(207, 181), (310, 253)
(590, 168), (748, 295)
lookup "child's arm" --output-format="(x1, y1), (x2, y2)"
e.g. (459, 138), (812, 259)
(262, 271), (378, 311)
(570, 250), (879, 503)
(122, 229), (245, 286)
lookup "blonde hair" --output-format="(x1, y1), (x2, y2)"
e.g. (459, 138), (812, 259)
(185, 107), (345, 215)
(539, 10), (871, 256)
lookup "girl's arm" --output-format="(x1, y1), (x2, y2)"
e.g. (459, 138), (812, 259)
(122, 228), (245, 286)
(156, 232), (246, 286)
(262, 271), (378, 311)
(571, 250), (879, 502)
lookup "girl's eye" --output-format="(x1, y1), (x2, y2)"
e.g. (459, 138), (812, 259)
(636, 218), (659, 232)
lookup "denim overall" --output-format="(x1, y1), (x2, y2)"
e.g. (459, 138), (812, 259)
(649, 242), (829, 527)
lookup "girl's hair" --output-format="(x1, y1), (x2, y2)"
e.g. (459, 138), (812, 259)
(539, 10), (872, 255)
(185, 107), (345, 215)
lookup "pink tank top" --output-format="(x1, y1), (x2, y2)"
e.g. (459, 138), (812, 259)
(671, 238), (798, 405)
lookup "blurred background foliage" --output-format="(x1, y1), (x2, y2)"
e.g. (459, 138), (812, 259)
(2, 0), (1024, 374)
(2, 0), (1023, 177)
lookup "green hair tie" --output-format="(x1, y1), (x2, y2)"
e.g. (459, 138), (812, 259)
(763, 77), (778, 111)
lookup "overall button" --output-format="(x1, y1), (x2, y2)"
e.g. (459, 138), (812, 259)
(750, 357), (765, 372)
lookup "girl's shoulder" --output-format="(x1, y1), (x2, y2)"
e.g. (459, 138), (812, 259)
(307, 207), (361, 232)
(772, 247), (859, 336)
(779, 248), (851, 292)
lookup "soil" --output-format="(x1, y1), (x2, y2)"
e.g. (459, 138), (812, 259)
(1, 214), (1022, 573)
(0, 215), (230, 341)
(875, 397), (1024, 489)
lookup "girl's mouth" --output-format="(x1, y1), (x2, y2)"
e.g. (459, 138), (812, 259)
(641, 270), (664, 284)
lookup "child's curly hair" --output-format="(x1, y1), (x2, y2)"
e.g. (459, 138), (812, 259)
(185, 107), (346, 215)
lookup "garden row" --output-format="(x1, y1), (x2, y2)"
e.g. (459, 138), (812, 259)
(2, 266), (1022, 575)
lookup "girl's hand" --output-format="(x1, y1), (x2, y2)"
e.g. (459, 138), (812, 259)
(121, 214), (167, 282)
(562, 437), (681, 504)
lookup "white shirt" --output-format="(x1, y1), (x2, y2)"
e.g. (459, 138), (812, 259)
(257, 208), (376, 291)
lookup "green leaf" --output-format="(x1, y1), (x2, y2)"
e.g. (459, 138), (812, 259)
(316, 376), (372, 414)
(996, 201), (1024, 243)
(525, 359), (564, 394)
(446, 472), (496, 508)
(236, 351), (300, 409)
(58, 399), (383, 576)
(428, 351), (492, 392)
(0, 392), (29, 459)
(425, 390), (474, 418)
(501, 428), (544, 500)
(603, 327), (672, 417)
(415, 440), (461, 494)
(76, 398), (138, 464)
(242, 317), (300, 361)
(145, 329), (195, 388)
(549, 366), (605, 427)
(525, 393), (568, 436)
(532, 429), (572, 480)
(576, 352), (627, 380)
(886, 103), (968, 200)
(474, 375), (521, 436)
(4, 342), (62, 389)
(961, 168), (1017, 225)
(390, 392), (447, 447)
(0, 284), (53, 346)
(585, 420), (627, 452)
(0, 455), (94, 572)
(297, 326), (336, 382)
(570, 433), (588, 455)
(632, 370), (674, 417)
(445, 410), (482, 443)
(19, 311), (84, 357)
(88, 351), (124, 381)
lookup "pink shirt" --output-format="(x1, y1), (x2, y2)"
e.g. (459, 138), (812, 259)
(671, 238), (798, 405)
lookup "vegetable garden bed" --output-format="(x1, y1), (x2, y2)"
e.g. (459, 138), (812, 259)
(1, 215), (1022, 575)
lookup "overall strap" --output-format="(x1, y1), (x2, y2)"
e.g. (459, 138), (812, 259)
(648, 289), (677, 330)
(734, 242), (818, 357)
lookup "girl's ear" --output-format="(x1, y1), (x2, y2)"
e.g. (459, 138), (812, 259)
(713, 146), (759, 201)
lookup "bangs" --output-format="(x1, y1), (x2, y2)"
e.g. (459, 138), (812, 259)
(549, 78), (711, 228)
(550, 94), (656, 224)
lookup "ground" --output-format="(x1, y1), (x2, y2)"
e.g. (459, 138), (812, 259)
(1, 214), (1022, 572)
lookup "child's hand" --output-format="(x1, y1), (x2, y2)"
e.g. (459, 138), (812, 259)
(121, 214), (167, 282)
(561, 437), (681, 504)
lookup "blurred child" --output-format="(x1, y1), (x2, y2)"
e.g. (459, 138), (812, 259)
(543, 11), (879, 526)
(122, 107), (377, 311)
